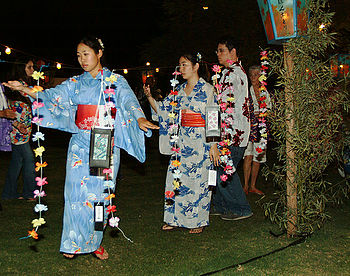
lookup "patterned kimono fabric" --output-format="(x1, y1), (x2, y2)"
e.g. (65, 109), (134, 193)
(34, 68), (148, 254)
(156, 78), (215, 229)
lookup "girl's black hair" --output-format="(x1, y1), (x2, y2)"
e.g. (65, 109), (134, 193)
(5, 58), (34, 104)
(181, 52), (210, 82)
(78, 35), (105, 65)
(79, 35), (104, 54)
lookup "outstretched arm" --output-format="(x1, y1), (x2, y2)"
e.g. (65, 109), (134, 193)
(143, 84), (158, 113)
(2, 81), (36, 98)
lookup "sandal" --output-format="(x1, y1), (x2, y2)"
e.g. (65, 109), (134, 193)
(161, 224), (179, 231)
(92, 246), (109, 260)
(189, 227), (204, 234)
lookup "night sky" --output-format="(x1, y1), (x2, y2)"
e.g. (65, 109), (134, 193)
(1, 1), (163, 70)
(1, 0), (349, 87)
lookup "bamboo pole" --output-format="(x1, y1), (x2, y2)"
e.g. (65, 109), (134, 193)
(284, 43), (297, 237)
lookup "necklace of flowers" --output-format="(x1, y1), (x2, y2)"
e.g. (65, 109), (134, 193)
(256, 51), (269, 153)
(20, 68), (47, 240)
(211, 61), (236, 183)
(165, 67), (182, 204)
(99, 69), (133, 243)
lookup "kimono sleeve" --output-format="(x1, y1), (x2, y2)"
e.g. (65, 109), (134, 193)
(34, 79), (79, 133)
(113, 76), (151, 163)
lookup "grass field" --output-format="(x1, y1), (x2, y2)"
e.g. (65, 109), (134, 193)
(0, 129), (349, 275)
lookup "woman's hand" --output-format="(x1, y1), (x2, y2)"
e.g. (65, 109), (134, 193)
(143, 84), (158, 113)
(137, 117), (159, 132)
(0, 109), (16, 119)
(2, 81), (34, 98)
(209, 143), (220, 167)
(3, 81), (25, 91)
(143, 84), (152, 98)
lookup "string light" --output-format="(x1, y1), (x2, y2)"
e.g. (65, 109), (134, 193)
(203, 6), (209, 10)
(146, 62), (150, 66)
(123, 69), (128, 74)
(56, 62), (62, 69)
(319, 23), (326, 31)
(155, 68), (159, 72)
(5, 47), (11, 55)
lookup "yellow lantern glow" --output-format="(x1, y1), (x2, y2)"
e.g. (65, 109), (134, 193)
(123, 69), (128, 74)
(56, 63), (62, 69)
(5, 47), (11, 55)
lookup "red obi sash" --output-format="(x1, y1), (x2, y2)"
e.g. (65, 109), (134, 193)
(76, 105), (116, 130)
(181, 109), (205, 127)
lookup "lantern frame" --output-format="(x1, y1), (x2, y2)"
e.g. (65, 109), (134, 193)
(257, 0), (308, 45)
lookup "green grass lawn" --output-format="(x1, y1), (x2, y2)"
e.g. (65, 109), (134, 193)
(0, 129), (349, 275)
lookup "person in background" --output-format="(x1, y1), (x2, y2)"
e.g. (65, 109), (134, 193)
(3, 36), (158, 259)
(2, 59), (36, 201)
(0, 83), (17, 211)
(243, 65), (271, 196)
(210, 36), (255, 221)
(145, 52), (220, 234)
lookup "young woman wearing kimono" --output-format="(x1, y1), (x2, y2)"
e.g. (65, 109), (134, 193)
(144, 53), (220, 234)
(3, 36), (158, 259)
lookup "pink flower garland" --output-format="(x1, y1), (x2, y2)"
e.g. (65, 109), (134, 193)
(21, 69), (47, 240)
(211, 64), (235, 183)
(165, 68), (182, 204)
(256, 51), (269, 153)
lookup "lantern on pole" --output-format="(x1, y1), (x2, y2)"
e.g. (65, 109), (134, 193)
(257, 0), (308, 45)
(330, 54), (350, 79)
(257, 0), (308, 237)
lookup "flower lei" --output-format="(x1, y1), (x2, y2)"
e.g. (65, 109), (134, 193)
(211, 61), (236, 184)
(256, 51), (269, 153)
(165, 68), (182, 204)
(99, 70), (132, 243)
(20, 68), (47, 240)
(21, 69), (132, 243)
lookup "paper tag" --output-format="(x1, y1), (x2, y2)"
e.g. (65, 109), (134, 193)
(94, 203), (104, 222)
(207, 110), (219, 131)
(208, 169), (217, 186)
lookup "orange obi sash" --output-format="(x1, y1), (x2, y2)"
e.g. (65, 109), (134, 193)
(76, 105), (116, 130)
(181, 109), (205, 127)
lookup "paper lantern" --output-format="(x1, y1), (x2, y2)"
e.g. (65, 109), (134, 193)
(257, 0), (308, 44)
(330, 54), (350, 79)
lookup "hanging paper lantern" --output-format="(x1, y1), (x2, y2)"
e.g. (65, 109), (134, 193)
(330, 54), (350, 79)
(5, 47), (11, 55)
(256, 0), (308, 44)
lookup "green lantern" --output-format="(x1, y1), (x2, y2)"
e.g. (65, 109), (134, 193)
(257, 0), (308, 44)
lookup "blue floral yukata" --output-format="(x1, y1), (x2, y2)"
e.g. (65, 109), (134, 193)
(33, 68), (149, 254)
(153, 78), (216, 229)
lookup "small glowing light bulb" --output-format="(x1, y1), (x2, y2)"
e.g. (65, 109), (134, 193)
(5, 47), (11, 55)
(155, 68), (159, 72)
(56, 63), (62, 69)
(123, 69), (128, 74)
(146, 62), (150, 66)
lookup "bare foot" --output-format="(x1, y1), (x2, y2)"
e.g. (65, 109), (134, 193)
(93, 246), (109, 260)
(63, 253), (75, 259)
(161, 224), (178, 231)
(189, 227), (204, 234)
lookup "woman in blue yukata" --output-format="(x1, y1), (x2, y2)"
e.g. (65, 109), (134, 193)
(3, 36), (158, 259)
(144, 52), (221, 234)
